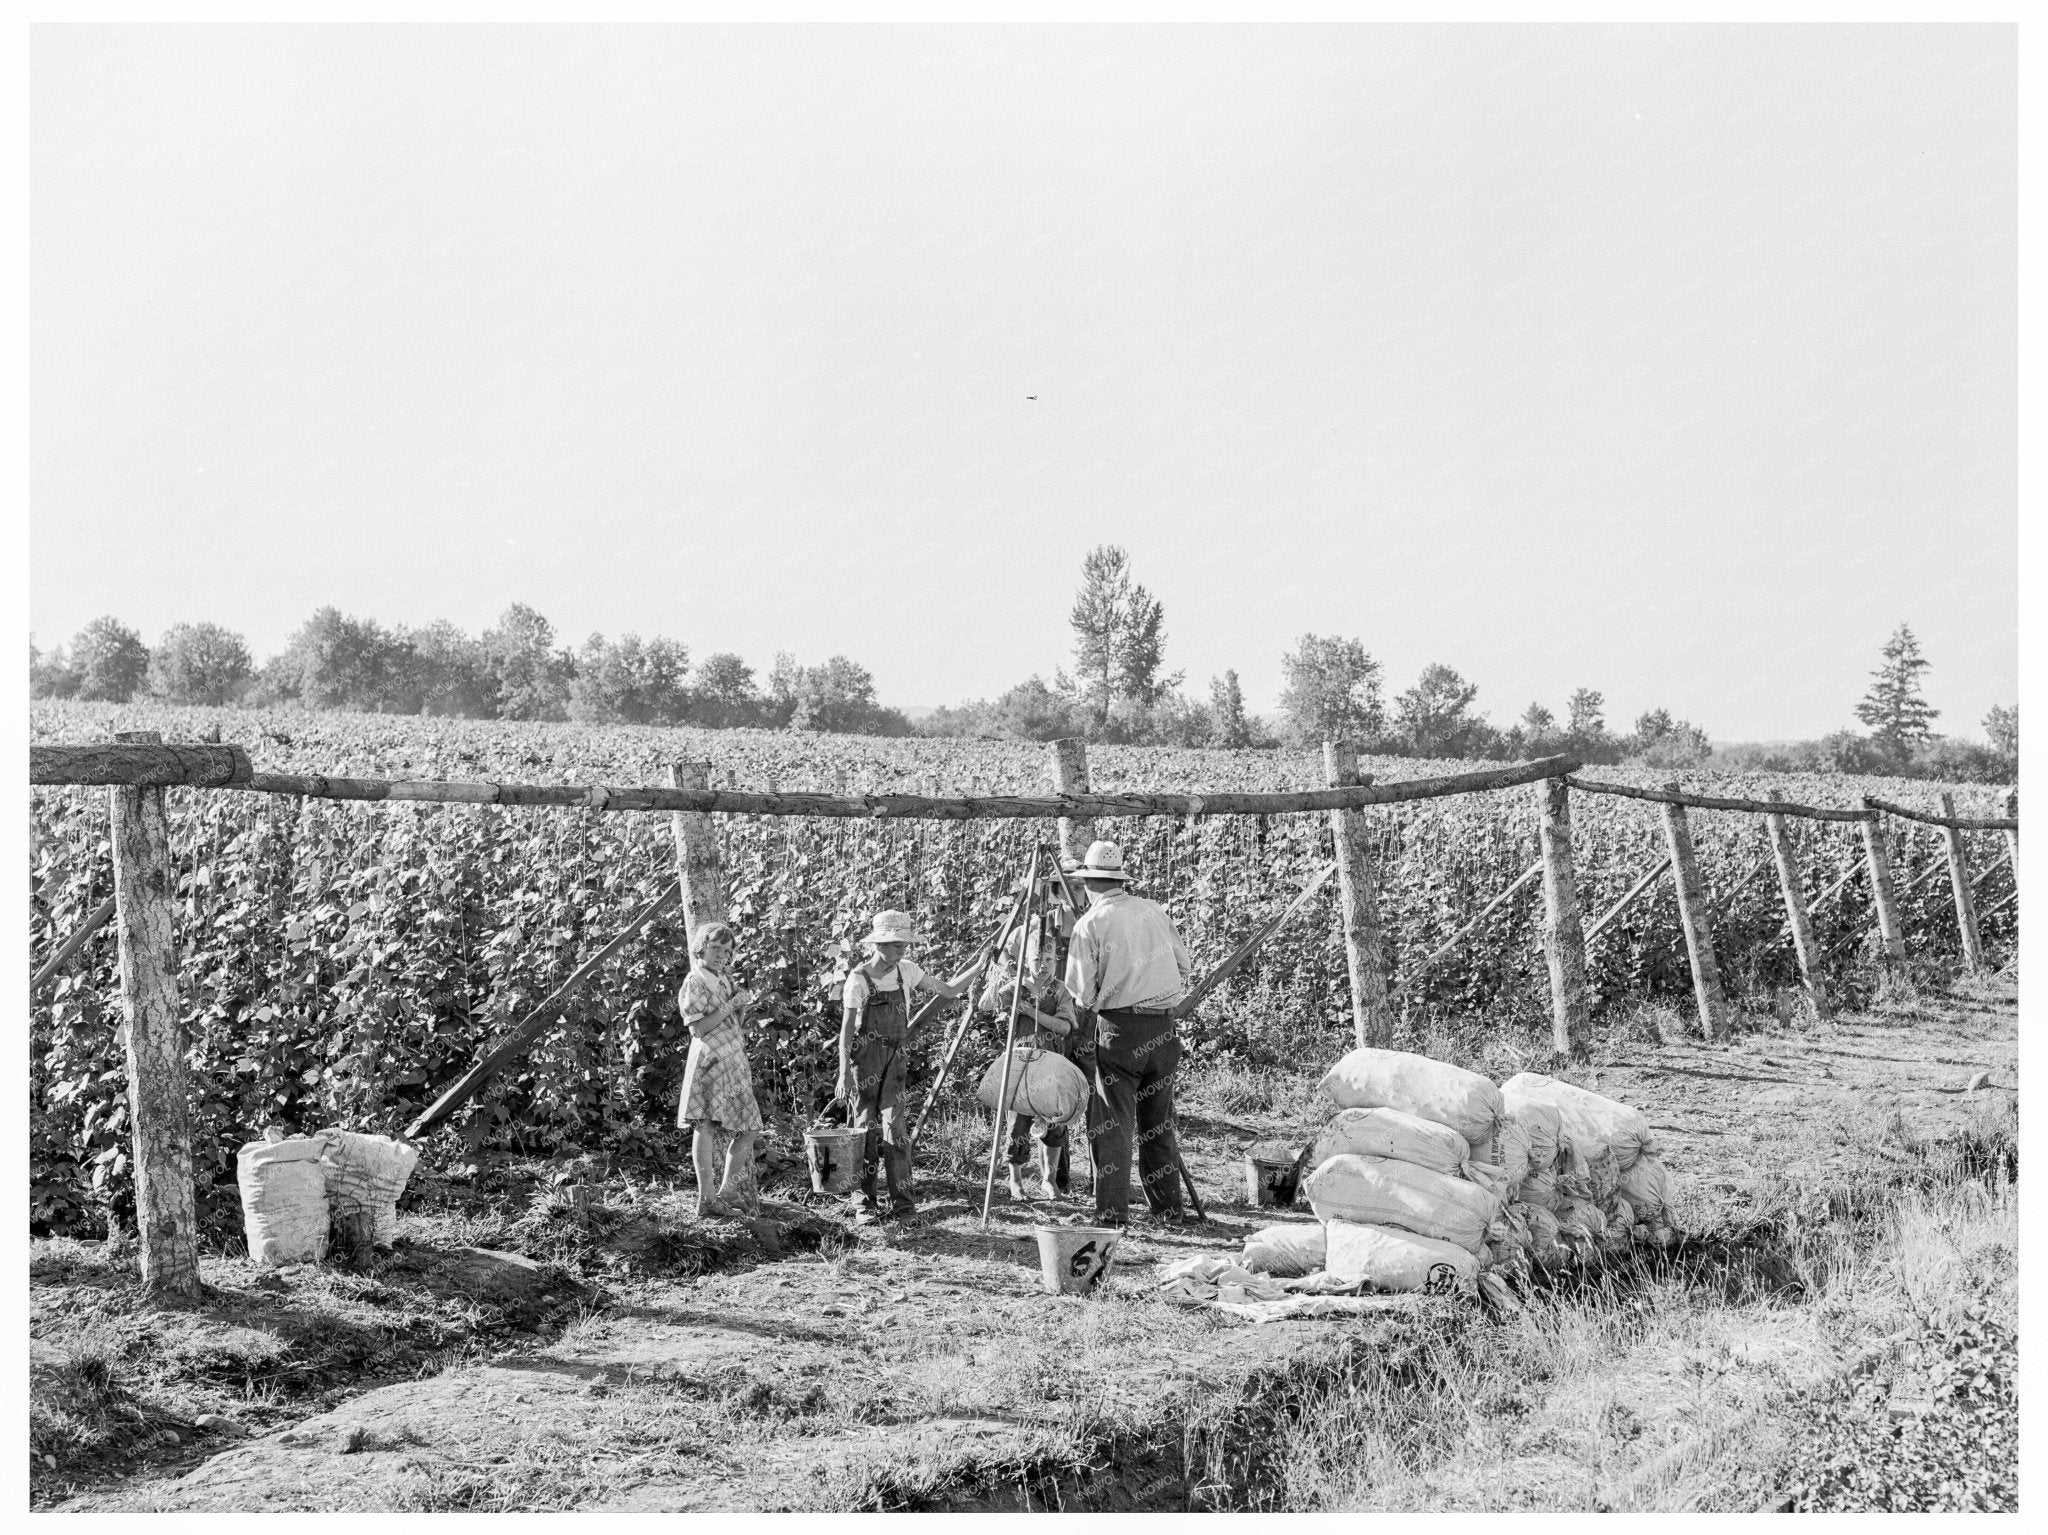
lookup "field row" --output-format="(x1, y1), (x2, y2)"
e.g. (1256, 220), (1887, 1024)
(28, 701), (2017, 1236)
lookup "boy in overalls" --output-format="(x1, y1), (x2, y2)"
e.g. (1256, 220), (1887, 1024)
(837, 910), (971, 1222)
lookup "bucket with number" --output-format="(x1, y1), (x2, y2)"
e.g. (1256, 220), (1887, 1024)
(1033, 1223), (1121, 1295)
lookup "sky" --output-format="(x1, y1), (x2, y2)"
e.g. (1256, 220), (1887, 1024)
(30, 24), (2016, 741)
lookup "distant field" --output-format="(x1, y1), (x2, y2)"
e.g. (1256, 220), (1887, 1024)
(29, 700), (2016, 1236)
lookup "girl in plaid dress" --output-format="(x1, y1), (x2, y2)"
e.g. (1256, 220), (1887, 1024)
(677, 922), (764, 1218)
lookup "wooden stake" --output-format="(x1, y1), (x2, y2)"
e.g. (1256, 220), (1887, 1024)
(107, 731), (200, 1296)
(1046, 739), (1097, 869)
(1533, 776), (1592, 1058)
(1392, 859), (1542, 996)
(1659, 784), (1730, 1041)
(2005, 790), (2018, 885)
(1325, 741), (1393, 1049)
(1939, 792), (1985, 973)
(1584, 857), (1673, 945)
(1858, 800), (1909, 974)
(908, 884), (1032, 1148)
(406, 881), (682, 1139)
(31, 894), (116, 994)
(982, 847), (1043, 1226)
(1764, 786), (1830, 1018)
(668, 761), (727, 942)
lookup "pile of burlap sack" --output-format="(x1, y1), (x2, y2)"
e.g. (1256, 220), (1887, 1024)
(1240, 1047), (1679, 1300)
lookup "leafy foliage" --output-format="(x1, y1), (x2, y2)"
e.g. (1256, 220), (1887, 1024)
(27, 699), (2015, 1238)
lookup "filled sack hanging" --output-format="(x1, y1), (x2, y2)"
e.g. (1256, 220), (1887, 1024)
(1309, 1106), (1476, 1179)
(237, 1131), (331, 1267)
(1324, 1218), (1479, 1294)
(1240, 1222), (1327, 1277)
(1303, 1153), (1502, 1254)
(1616, 1153), (1674, 1226)
(976, 1045), (1090, 1127)
(1317, 1047), (1504, 1150)
(1500, 1073), (1656, 1171)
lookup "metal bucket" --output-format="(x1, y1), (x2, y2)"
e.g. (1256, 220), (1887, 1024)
(1245, 1152), (1302, 1209)
(1033, 1223), (1121, 1296)
(804, 1127), (866, 1196)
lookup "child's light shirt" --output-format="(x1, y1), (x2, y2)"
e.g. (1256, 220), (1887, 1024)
(842, 959), (928, 1012)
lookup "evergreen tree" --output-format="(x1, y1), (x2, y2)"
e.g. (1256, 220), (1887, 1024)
(1854, 624), (1939, 747)
(1209, 670), (1254, 748)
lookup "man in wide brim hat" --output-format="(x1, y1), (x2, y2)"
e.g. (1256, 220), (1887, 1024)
(1062, 840), (1194, 1225)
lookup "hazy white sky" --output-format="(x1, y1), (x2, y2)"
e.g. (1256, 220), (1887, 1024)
(31, 24), (2015, 740)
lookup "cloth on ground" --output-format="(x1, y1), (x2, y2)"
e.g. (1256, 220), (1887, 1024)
(1156, 1254), (1289, 1306)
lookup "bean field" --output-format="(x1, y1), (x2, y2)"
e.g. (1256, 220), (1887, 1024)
(28, 700), (2017, 1239)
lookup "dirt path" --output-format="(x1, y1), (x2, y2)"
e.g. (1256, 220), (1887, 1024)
(60, 977), (2017, 1512)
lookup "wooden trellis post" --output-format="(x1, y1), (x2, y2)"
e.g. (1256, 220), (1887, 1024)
(1659, 783), (1729, 1041)
(1938, 792), (1985, 973)
(107, 731), (201, 1296)
(2005, 790), (2018, 884)
(1325, 740), (1393, 1049)
(1533, 776), (1591, 1058)
(668, 760), (728, 943)
(1764, 785), (1830, 1018)
(1047, 738), (1097, 870)
(1856, 800), (1908, 980)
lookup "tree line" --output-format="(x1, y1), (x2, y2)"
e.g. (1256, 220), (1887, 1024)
(28, 607), (914, 736)
(31, 554), (2014, 782)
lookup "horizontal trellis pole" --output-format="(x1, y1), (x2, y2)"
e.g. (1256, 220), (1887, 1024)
(1565, 776), (1874, 823)
(30, 743), (253, 788)
(31, 747), (1581, 820)
(1862, 794), (2017, 832)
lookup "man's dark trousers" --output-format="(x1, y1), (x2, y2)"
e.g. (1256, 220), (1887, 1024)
(1088, 1006), (1183, 1221)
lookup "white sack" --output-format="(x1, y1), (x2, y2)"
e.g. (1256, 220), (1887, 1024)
(1310, 1106), (1475, 1179)
(1555, 1138), (1618, 1204)
(976, 1046), (1090, 1128)
(1516, 1202), (1565, 1270)
(1517, 1164), (1558, 1211)
(237, 1134), (330, 1266)
(1616, 1154), (1673, 1225)
(1557, 1197), (1608, 1240)
(1240, 1222), (1327, 1277)
(1304, 1153), (1501, 1253)
(1317, 1048), (1504, 1149)
(1494, 1119), (1532, 1192)
(1324, 1218), (1479, 1294)
(1500, 1073), (1656, 1171)
(1505, 1100), (1561, 1173)
(317, 1128), (420, 1246)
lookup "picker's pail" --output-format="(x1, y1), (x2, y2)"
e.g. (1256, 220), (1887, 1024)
(805, 1127), (866, 1196)
(1033, 1223), (1121, 1296)
(1245, 1151), (1303, 1209)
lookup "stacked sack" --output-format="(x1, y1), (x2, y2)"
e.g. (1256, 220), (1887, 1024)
(1294, 1047), (1511, 1295)
(1500, 1073), (1679, 1256)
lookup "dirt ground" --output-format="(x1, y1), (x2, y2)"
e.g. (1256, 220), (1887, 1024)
(39, 974), (2018, 1512)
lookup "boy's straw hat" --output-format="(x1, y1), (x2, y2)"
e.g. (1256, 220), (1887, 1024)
(865, 910), (921, 945)
(1074, 841), (1135, 882)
